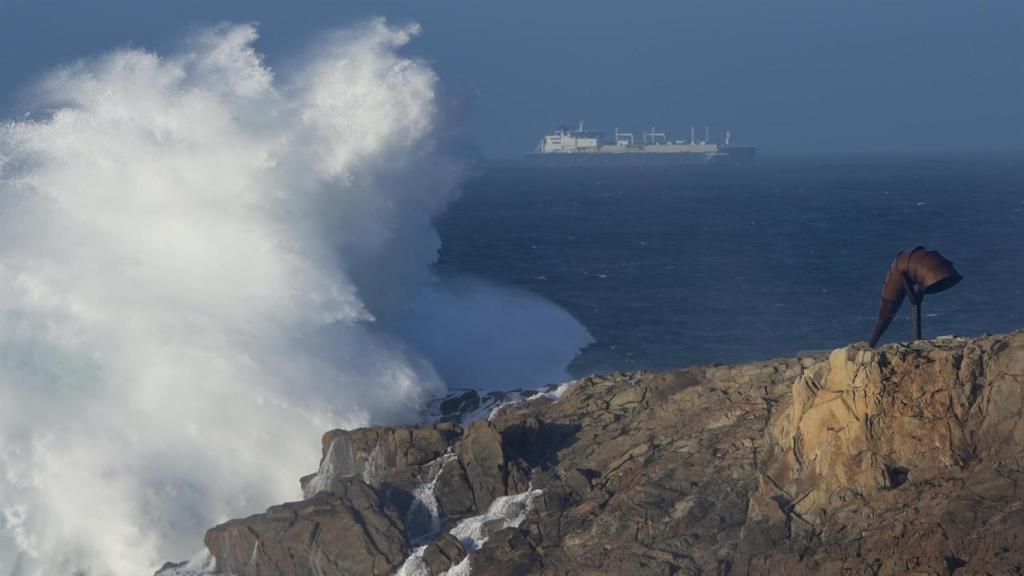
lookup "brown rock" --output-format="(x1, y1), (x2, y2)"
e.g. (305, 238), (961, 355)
(434, 457), (476, 518)
(738, 492), (789, 555)
(421, 533), (466, 574)
(304, 424), (456, 498)
(205, 478), (408, 576)
(471, 528), (543, 576)
(458, 420), (507, 511)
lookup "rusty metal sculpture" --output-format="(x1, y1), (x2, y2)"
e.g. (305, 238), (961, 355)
(868, 247), (962, 347)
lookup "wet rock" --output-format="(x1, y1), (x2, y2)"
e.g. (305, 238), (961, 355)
(439, 390), (481, 421)
(205, 478), (408, 576)
(302, 424), (456, 497)
(421, 533), (466, 575)
(434, 457), (476, 518)
(458, 420), (507, 511)
(153, 561), (185, 575)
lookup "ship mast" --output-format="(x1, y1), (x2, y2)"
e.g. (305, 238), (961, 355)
(643, 126), (666, 145)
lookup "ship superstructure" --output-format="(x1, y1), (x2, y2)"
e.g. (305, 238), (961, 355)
(528, 122), (755, 166)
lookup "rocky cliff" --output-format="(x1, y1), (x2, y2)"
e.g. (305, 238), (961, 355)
(185, 331), (1024, 575)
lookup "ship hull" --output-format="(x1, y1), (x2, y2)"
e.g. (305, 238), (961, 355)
(524, 146), (756, 167)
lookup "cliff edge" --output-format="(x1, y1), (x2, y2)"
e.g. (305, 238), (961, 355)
(191, 331), (1024, 575)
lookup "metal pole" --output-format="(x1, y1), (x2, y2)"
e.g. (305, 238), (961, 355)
(901, 272), (923, 342)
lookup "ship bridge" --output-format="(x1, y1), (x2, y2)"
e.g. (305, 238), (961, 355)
(536, 121), (603, 153)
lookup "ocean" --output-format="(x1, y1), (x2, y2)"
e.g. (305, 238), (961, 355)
(436, 155), (1024, 377)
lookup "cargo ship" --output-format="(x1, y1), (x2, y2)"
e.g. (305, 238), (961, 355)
(525, 122), (756, 166)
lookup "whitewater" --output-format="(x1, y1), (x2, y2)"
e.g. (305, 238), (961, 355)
(0, 20), (590, 575)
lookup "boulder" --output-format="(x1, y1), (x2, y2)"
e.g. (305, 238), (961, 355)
(438, 390), (481, 422)
(458, 420), (508, 511)
(205, 478), (408, 576)
(421, 533), (466, 575)
(471, 528), (543, 576)
(302, 424), (457, 497)
(434, 457), (476, 518)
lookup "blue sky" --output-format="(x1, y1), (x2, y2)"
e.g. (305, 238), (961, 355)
(2, 0), (1021, 156)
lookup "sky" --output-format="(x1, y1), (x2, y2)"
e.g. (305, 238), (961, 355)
(1, 0), (1021, 157)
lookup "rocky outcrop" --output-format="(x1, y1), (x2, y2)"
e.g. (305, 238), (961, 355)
(205, 479), (408, 576)
(750, 333), (1024, 574)
(196, 331), (1024, 575)
(457, 421), (508, 511)
(420, 533), (467, 574)
(302, 424), (459, 497)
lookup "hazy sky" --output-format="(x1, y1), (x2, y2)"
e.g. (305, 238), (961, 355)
(2, 0), (1021, 157)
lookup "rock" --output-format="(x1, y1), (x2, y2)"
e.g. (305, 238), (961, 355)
(439, 390), (481, 421)
(458, 420), (507, 511)
(191, 330), (1024, 576)
(739, 492), (789, 554)
(302, 424), (456, 498)
(429, 388), (537, 426)
(471, 528), (543, 576)
(434, 457), (476, 518)
(205, 478), (408, 576)
(746, 331), (1024, 574)
(421, 533), (466, 574)
(153, 561), (185, 575)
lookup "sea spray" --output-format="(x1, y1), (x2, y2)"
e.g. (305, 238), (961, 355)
(0, 20), (590, 575)
(405, 481), (443, 545)
(404, 453), (454, 544)
(448, 489), (544, 552)
(393, 488), (543, 576)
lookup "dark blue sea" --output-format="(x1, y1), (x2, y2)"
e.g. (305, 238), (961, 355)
(435, 155), (1024, 377)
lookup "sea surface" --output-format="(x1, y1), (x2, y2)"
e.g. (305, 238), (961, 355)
(435, 154), (1024, 378)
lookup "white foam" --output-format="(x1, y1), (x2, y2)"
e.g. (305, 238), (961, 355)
(480, 380), (579, 423)
(394, 546), (431, 576)
(0, 20), (589, 575)
(426, 380), (579, 429)
(443, 557), (473, 576)
(527, 380), (575, 402)
(448, 489), (543, 552)
(404, 464), (445, 544)
(302, 438), (347, 498)
(393, 488), (541, 576)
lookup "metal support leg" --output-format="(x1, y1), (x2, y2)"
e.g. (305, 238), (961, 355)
(902, 272), (924, 342)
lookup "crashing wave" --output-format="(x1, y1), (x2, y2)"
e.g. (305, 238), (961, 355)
(0, 19), (589, 575)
